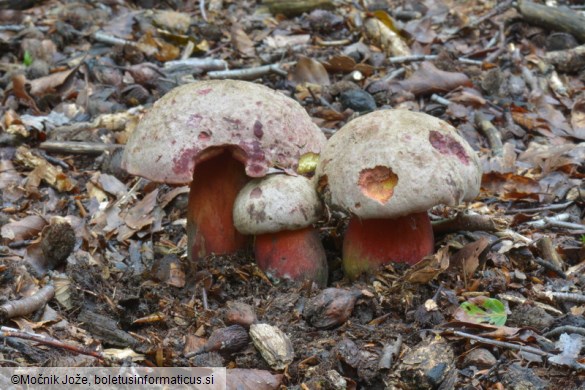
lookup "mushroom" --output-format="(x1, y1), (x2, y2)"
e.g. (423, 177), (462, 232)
(233, 174), (328, 286)
(315, 109), (481, 279)
(122, 80), (326, 263)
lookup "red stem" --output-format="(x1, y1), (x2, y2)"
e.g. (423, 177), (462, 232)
(187, 150), (250, 262)
(343, 212), (434, 279)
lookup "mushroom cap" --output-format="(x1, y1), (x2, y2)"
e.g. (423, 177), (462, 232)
(316, 109), (481, 219)
(233, 174), (322, 234)
(122, 80), (327, 184)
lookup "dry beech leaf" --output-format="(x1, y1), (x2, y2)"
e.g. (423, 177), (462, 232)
(226, 369), (283, 390)
(403, 245), (450, 284)
(15, 146), (76, 192)
(11, 74), (41, 114)
(481, 172), (541, 200)
(249, 323), (294, 370)
(395, 62), (472, 96)
(291, 56), (330, 86)
(124, 188), (159, 230)
(0, 215), (47, 242)
(570, 97), (585, 139)
(29, 67), (78, 96)
(231, 24), (256, 58)
(324, 55), (356, 73)
(449, 237), (490, 280)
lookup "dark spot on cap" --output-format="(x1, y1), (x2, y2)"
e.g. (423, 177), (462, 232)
(172, 147), (200, 175)
(197, 88), (213, 95)
(198, 131), (211, 141)
(429, 131), (470, 165)
(250, 187), (263, 199)
(253, 120), (264, 139)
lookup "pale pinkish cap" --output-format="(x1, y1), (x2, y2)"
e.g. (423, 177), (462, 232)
(122, 80), (327, 184)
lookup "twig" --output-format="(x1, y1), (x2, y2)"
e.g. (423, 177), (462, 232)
(536, 291), (585, 304)
(0, 285), (55, 321)
(389, 55), (437, 64)
(452, 330), (552, 357)
(498, 293), (563, 315)
(475, 111), (503, 156)
(0, 326), (105, 361)
(0, 25), (49, 32)
(382, 68), (405, 82)
(314, 37), (352, 46)
(93, 31), (136, 47)
(199, 0), (208, 22)
(539, 218), (585, 231)
(207, 64), (288, 80)
(505, 201), (573, 214)
(517, 0), (585, 42)
(163, 57), (228, 72)
(430, 94), (451, 106)
(535, 236), (564, 270)
(40, 141), (122, 156)
(544, 326), (585, 338)
(432, 213), (506, 235)
(532, 258), (566, 279)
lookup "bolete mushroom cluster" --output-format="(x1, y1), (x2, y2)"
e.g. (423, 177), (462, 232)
(122, 80), (326, 264)
(315, 109), (481, 279)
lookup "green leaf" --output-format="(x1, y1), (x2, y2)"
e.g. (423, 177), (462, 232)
(23, 51), (33, 67)
(460, 298), (507, 326)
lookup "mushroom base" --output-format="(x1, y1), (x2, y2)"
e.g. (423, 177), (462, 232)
(255, 227), (328, 287)
(343, 212), (434, 279)
(187, 151), (250, 262)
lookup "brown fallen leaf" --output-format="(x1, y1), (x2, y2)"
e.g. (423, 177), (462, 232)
(403, 245), (450, 284)
(231, 23), (256, 58)
(0, 215), (46, 243)
(290, 56), (330, 86)
(123, 188), (159, 230)
(11, 74), (41, 114)
(394, 62), (472, 96)
(29, 67), (78, 96)
(449, 237), (490, 280)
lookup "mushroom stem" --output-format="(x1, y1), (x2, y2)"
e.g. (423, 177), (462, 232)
(254, 227), (328, 287)
(343, 212), (434, 279)
(187, 150), (250, 261)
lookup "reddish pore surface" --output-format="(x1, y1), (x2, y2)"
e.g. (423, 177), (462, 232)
(187, 150), (250, 262)
(254, 227), (328, 287)
(343, 212), (434, 279)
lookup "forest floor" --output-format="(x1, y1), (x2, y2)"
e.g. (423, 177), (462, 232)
(1, 0), (585, 388)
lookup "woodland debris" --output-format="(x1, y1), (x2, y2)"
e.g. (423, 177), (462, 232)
(517, 0), (585, 43)
(249, 323), (294, 370)
(0, 284), (54, 321)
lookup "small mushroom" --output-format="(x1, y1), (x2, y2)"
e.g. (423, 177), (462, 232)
(316, 109), (481, 279)
(233, 174), (328, 286)
(122, 80), (326, 263)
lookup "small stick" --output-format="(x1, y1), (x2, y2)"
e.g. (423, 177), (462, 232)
(537, 291), (585, 304)
(452, 330), (552, 357)
(314, 37), (353, 46)
(207, 64), (287, 80)
(545, 326), (585, 338)
(498, 293), (563, 315)
(0, 326), (105, 361)
(40, 141), (122, 155)
(93, 32), (136, 47)
(199, 0), (208, 22)
(475, 111), (503, 156)
(0, 285), (55, 321)
(505, 201), (573, 214)
(163, 57), (228, 72)
(389, 55), (437, 64)
(535, 236), (564, 270)
(532, 257), (566, 279)
(430, 94), (451, 106)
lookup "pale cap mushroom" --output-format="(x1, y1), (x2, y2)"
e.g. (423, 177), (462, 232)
(315, 109), (481, 278)
(233, 174), (328, 286)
